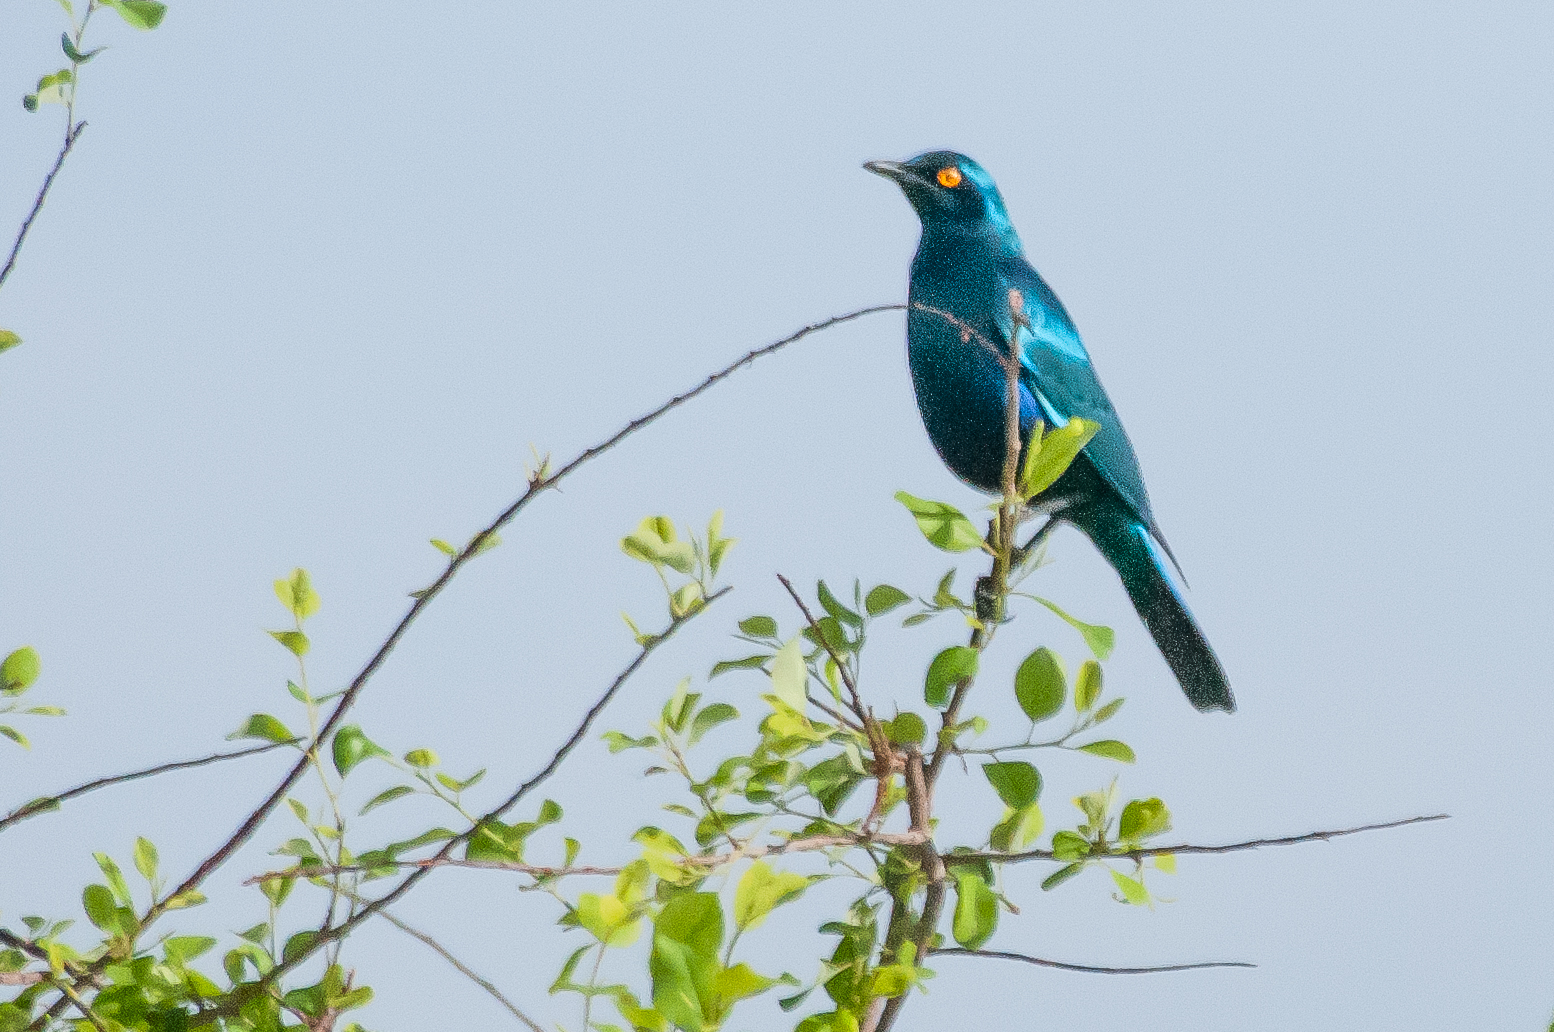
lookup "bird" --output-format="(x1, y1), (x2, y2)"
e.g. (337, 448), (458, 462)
(866, 151), (1234, 713)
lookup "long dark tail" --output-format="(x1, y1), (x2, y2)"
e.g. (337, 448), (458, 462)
(1066, 505), (1235, 713)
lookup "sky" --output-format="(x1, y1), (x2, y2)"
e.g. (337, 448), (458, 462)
(2, 1), (1552, 1029)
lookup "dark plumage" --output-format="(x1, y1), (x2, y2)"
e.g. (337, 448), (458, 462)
(867, 151), (1234, 712)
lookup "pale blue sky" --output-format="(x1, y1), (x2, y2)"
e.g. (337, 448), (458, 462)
(3, 2), (1552, 1029)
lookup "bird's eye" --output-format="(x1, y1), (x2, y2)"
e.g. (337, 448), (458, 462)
(936, 167), (963, 188)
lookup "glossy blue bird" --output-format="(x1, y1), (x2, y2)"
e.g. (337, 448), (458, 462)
(867, 151), (1233, 712)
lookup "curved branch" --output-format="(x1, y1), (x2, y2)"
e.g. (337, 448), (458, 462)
(932, 947), (1255, 975)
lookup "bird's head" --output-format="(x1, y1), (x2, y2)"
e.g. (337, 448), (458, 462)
(865, 150), (1021, 252)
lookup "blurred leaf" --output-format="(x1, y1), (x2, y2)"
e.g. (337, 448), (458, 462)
(1077, 740), (1135, 763)
(924, 646), (977, 708)
(269, 630), (310, 657)
(817, 581), (861, 627)
(1153, 853), (1177, 874)
(133, 837), (158, 882)
(982, 761), (1040, 809)
(710, 654), (767, 679)
(1041, 863), (1084, 891)
(1051, 830), (1090, 861)
(622, 515), (696, 575)
(273, 568), (321, 621)
(1119, 798), (1171, 842)
(331, 725), (390, 776)
(864, 585), (910, 616)
(689, 703), (738, 745)
(990, 801), (1044, 852)
(950, 871), (998, 949)
(602, 730), (658, 753)
(404, 748), (438, 768)
(894, 492), (984, 552)
(1092, 697), (1124, 724)
(103, 0), (167, 29)
(0, 330), (19, 354)
(430, 538), (457, 556)
(769, 637), (806, 710)
(81, 884), (118, 932)
(0, 725), (28, 749)
(884, 712), (926, 746)
(738, 616), (777, 638)
(734, 861), (811, 932)
(1, 647), (40, 693)
(1110, 870), (1150, 906)
(1074, 660), (1103, 712)
(1020, 417), (1099, 500)
(1033, 598), (1114, 660)
(95, 852), (131, 905)
(1013, 647), (1065, 722)
(360, 785), (415, 815)
(227, 713), (295, 745)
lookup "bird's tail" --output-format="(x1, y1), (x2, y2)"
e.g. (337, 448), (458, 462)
(1066, 506), (1235, 713)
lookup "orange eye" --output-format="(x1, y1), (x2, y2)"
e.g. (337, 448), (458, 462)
(936, 166), (963, 188)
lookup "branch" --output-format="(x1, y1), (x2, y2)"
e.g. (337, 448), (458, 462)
(931, 947), (1255, 975)
(948, 813), (1450, 866)
(1, 122), (85, 294)
(0, 740), (295, 836)
(776, 573), (867, 722)
(368, 905), (544, 1032)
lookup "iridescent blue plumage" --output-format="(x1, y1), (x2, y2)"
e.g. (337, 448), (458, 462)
(868, 151), (1234, 712)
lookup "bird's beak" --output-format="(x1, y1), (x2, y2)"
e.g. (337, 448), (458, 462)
(863, 160), (913, 184)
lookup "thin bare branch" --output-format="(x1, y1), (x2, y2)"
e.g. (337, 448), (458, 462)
(0, 740), (295, 836)
(1, 122), (85, 293)
(932, 947), (1255, 975)
(947, 814), (1451, 866)
(370, 905), (544, 1032)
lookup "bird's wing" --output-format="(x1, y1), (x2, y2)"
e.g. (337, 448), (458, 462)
(994, 262), (1157, 528)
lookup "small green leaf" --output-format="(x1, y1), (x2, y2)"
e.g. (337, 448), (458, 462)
(104, 0), (167, 30)
(950, 870), (998, 949)
(227, 713), (296, 745)
(0, 330), (20, 353)
(269, 630), (310, 656)
(1077, 740), (1135, 763)
(1041, 863), (1084, 891)
(1013, 647), (1065, 722)
(360, 785), (415, 815)
(817, 581), (862, 627)
(894, 491), (985, 552)
(82, 884), (118, 932)
(710, 654), (768, 678)
(1153, 853), (1177, 874)
(163, 888), (207, 910)
(403, 748), (438, 768)
(1092, 697), (1124, 724)
(1, 647), (41, 693)
(133, 837), (158, 882)
(1119, 798), (1172, 842)
(331, 725), (390, 776)
(1051, 830), (1090, 860)
(1111, 869), (1150, 906)
(430, 538), (457, 556)
(769, 637), (807, 710)
(688, 702), (738, 745)
(273, 568), (321, 621)
(734, 861), (811, 932)
(864, 584), (911, 616)
(1033, 598), (1115, 660)
(982, 761), (1040, 809)
(738, 616), (777, 638)
(0, 725), (29, 749)
(989, 801), (1044, 852)
(924, 646), (978, 708)
(1074, 660), (1103, 712)
(60, 34), (104, 63)
(1020, 417), (1100, 500)
(622, 515), (696, 575)
(884, 712), (926, 745)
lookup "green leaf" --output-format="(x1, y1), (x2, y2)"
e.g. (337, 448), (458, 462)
(817, 581), (862, 627)
(924, 646), (978, 709)
(1110, 869), (1150, 906)
(650, 893), (723, 1031)
(0, 330), (19, 353)
(1051, 830), (1090, 860)
(688, 703), (738, 745)
(1033, 597), (1115, 660)
(269, 630), (310, 656)
(133, 837), (158, 882)
(950, 871), (998, 949)
(1041, 863), (1084, 891)
(360, 785), (415, 815)
(864, 584), (911, 616)
(710, 654), (768, 678)
(1153, 853), (1177, 874)
(576, 892), (643, 946)
(273, 568), (321, 621)
(1077, 740), (1135, 763)
(227, 713), (296, 745)
(60, 34), (105, 63)
(981, 761), (1040, 809)
(734, 861), (811, 932)
(738, 616), (777, 638)
(0, 725), (28, 749)
(1092, 697), (1124, 724)
(1020, 417), (1099, 500)
(622, 515), (696, 575)
(989, 801), (1044, 852)
(893, 491), (985, 552)
(164, 888), (206, 910)
(430, 538), (457, 556)
(403, 748), (438, 768)
(94, 852), (131, 905)
(769, 637), (806, 710)
(331, 725), (390, 776)
(884, 712), (926, 745)
(1, 647), (40, 693)
(1013, 647), (1065, 722)
(81, 884), (118, 932)
(1119, 798), (1172, 842)
(103, 0), (167, 30)
(1074, 660), (1103, 712)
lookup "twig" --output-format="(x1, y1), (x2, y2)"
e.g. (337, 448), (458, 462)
(0, 740), (296, 836)
(1, 122), (85, 293)
(948, 814), (1451, 866)
(370, 905), (545, 1032)
(932, 947), (1255, 975)
(56, 979), (110, 1032)
(186, 591), (727, 1028)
